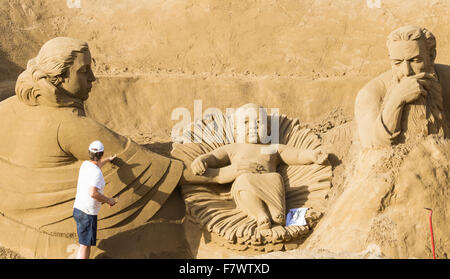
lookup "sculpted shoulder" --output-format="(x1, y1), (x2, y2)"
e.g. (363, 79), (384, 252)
(0, 95), (85, 122)
(355, 70), (393, 114)
(0, 95), (18, 114)
(358, 70), (392, 98)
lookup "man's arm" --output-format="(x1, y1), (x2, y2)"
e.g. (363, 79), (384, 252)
(98, 154), (117, 168)
(89, 186), (116, 206)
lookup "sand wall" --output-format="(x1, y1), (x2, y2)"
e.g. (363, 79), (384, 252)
(1, 0), (450, 135)
(84, 75), (365, 136)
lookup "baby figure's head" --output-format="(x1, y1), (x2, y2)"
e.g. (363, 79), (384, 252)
(234, 103), (270, 144)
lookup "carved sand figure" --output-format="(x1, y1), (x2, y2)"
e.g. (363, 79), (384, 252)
(190, 104), (328, 231)
(172, 103), (332, 251)
(0, 37), (184, 258)
(306, 26), (450, 258)
(355, 25), (449, 147)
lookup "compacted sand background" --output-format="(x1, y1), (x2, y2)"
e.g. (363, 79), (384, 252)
(1, 0), (449, 258)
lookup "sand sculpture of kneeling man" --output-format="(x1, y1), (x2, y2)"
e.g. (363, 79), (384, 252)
(0, 37), (183, 252)
(190, 104), (328, 233)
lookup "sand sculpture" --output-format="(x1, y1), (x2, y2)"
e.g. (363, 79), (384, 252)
(306, 26), (449, 258)
(171, 103), (332, 251)
(0, 37), (184, 258)
(0, 21), (448, 259)
(355, 25), (448, 147)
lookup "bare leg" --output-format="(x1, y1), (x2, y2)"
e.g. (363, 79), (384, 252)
(237, 190), (271, 230)
(76, 244), (91, 259)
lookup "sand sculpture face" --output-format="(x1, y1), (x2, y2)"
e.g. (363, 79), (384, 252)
(389, 41), (430, 80)
(234, 103), (270, 144)
(59, 50), (96, 101)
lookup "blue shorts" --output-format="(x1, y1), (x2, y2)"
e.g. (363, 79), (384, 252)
(73, 208), (97, 246)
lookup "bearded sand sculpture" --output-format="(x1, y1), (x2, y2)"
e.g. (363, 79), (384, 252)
(0, 37), (186, 258)
(355, 26), (448, 147)
(171, 103), (332, 251)
(306, 26), (450, 258)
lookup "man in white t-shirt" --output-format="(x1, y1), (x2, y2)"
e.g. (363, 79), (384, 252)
(73, 140), (117, 259)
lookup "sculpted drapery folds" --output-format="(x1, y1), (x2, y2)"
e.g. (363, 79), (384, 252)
(355, 26), (450, 148)
(0, 37), (183, 238)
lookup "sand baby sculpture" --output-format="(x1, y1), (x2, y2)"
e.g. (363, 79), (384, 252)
(306, 26), (450, 258)
(0, 37), (185, 258)
(172, 103), (332, 251)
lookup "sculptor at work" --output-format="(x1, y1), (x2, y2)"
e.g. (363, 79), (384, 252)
(0, 37), (183, 238)
(187, 104), (328, 232)
(355, 25), (450, 148)
(73, 141), (117, 259)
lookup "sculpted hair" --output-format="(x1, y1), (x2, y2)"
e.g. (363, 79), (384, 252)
(15, 37), (89, 106)
(386, 25), (436, 62)
(29, 37), (89, 86)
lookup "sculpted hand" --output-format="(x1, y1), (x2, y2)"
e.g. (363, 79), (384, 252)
(311, 149), (328, 165)
(191, 156), (208, 175)
(390, 73), (432, 105)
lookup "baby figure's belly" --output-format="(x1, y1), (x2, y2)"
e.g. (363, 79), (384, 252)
(232, 172), (284, 192)
(231, 172), (285, 207)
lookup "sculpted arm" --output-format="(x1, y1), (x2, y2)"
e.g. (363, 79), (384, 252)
(278, 144), (328, 165)
(57, 116), (128, 160)
(181, 164), (241, 185)
(186, 145), (235, 184)
(355, 72), (431, 148)
(183, 144), (259, 184)
(355, 78), (402, 148)
(190, 145), (232, 175)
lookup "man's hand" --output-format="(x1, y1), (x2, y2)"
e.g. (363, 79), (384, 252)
(191, 156), (208, 175)
(107, 197), (117, 207)
(389, 73), (435, 105)
(98, 154), (117, 168)
(107, 154), (117, 162)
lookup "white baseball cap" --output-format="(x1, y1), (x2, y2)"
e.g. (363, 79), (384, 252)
(88, 140), (104, 153)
